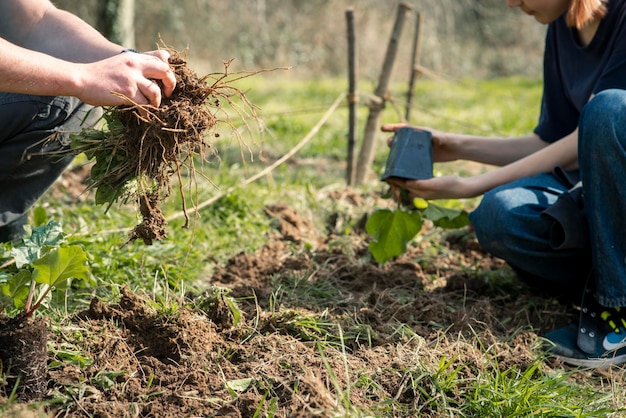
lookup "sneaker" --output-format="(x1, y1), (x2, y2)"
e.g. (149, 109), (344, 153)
(543, 306), (626, 369)
(601, 307), (626, 350)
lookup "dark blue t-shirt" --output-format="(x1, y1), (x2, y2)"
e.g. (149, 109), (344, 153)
(535, 0), (626, 142)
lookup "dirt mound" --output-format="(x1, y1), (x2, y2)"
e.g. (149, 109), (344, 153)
(212, 221), (570, 346)
(43, 285), (364, 417)
(51, 288), (244, 417)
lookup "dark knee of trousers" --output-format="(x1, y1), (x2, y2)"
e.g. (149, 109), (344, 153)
(0, 213), (28, 243)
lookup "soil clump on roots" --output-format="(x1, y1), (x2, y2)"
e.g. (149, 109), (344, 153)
(0, 315), (48, 400)
(75, 48), (254, 244)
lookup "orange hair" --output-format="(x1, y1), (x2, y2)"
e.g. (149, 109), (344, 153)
(567, 0), (607, 28)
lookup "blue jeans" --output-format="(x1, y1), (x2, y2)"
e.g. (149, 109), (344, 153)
(0, 94), (102, 242)
(470, 89), (626, 307)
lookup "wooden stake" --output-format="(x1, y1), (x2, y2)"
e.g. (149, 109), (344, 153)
(406, 11), (424, 123)
(346, 7), (358, 186)
(355, 2), (412, 185)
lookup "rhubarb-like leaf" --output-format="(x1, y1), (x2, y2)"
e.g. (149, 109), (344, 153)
(11, 220), (64, 268)
(422, 204), (470, 229)
(366, 208), (423, 264)
(1, 270), (32, 308)
(31, 245), (90, 290)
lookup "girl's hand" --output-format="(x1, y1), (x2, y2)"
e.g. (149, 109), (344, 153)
(386, 175), (481, 200)
(381, 123), (461, 163)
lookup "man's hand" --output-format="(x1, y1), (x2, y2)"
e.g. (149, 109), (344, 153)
(75, 50), (176, 107)
(0, 0), (177, 108)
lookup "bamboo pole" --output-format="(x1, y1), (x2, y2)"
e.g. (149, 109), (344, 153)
(406, 11), (424, 123)
(354, 2), (412, 185)
(345, 7), (358, 186)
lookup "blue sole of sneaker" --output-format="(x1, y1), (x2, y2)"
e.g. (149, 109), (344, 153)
(543, 323), (626, 369)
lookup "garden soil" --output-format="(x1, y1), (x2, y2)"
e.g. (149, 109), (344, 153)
(0, 315), (48, 401)
(4, 188), (623, 417)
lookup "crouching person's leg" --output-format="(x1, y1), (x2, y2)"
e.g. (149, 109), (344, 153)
(0, 94), (102, 242)
(469, 173), (590, 300)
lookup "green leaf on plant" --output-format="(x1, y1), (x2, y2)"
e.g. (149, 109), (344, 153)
(224, 296), (242, 327)
(422, 204), (470, 229)
(11, 245), (39, 269)
(33, 206), (48, 227)
(94, 184), (120, 206)
(11, 220), (64, 268)
(31, 245), (90, 290)
(366, 208), (423, 264)
(1, 270), (32, 309)
(28, 220), (64, 247)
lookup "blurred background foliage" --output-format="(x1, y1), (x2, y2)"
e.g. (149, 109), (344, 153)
(53, 0), (545, 81)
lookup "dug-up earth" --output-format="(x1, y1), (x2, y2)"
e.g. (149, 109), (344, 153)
(2, 190), (624, 417)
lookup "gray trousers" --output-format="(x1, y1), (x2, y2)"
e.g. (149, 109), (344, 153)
(0, 94), (102, 242)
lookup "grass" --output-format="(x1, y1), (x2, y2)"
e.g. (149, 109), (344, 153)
(3, 75), (625, 417)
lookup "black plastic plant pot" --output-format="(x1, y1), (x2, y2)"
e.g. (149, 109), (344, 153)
(381, 127), (433, 181)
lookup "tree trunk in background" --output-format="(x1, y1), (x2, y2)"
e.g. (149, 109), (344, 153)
(355, 3), (411, 185)
(96, 0), (136, 48)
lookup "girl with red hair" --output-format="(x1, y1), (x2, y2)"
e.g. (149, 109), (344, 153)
(385, 0), (626, 368)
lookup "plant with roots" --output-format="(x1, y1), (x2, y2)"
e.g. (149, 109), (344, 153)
(70, 46), (281, 244)
(0, 219), (90, 319)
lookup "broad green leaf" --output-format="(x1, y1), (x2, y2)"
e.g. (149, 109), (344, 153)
(422, 204), (471, 229)
(11, 220), (64, 268)
(1, 270), (32, 308)
(11, 245), (41, 269)
(28, 220), (64, 248)
(95, 184), (117, 205)
(31, 245), (90, 290)
(366, 208), (423, 264)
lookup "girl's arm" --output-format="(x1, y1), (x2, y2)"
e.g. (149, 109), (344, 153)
(383, 125), (579, 200)
(382, 123), (551, 166)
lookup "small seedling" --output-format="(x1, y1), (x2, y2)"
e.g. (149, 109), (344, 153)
(366, 192), (470, 264)
(367, 128), (470, 264)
